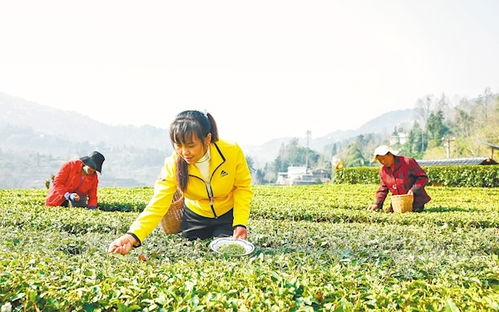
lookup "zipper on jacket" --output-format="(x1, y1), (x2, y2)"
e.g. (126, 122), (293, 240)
(205, 143), (226, 218)
(189, 174), (218, 218)
(205, 166), (225, 218)
(205, 182), (217, 218)
(188, 143), (226, 219)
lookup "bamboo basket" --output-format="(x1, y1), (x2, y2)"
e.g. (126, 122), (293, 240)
(391, 194), (413, 213)
(159, 190), (184, 234)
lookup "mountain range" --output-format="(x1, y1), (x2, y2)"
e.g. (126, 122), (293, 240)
(245, 108), (416, 166)
(0, 93), (169, 150)
(0, 92), (416, 188)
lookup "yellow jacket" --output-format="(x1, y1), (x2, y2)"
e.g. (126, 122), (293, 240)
(128, 139), (253, 243)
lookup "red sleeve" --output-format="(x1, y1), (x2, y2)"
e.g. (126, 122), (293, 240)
(409, 158), (428, 193)
(53, 162), (71, 196)
(87, 177), (98, 207)
(374, 169), (389, 208)
(45, 162), (71, 206)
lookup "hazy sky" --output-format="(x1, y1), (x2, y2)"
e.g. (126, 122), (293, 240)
(1, 0), (498, 146)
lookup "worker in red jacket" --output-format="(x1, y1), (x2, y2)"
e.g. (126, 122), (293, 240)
(45, 151), (105, 209)
(367, 145), (431, 212)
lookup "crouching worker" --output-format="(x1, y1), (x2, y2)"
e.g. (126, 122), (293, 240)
(45, 151), (105, 210)
(367, 145), (431, 212)
(108, 110), (252, 255)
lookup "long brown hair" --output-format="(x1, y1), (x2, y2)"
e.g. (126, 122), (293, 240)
(169, 110), (219, 191)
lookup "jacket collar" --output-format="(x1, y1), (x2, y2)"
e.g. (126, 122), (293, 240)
(384, 155), (402, 173)
(393, 156), (402, 171)
(188, 142), (226, 180)
(210, 142), (226, 174)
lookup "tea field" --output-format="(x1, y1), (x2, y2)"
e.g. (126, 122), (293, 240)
(0, 185), (498, 311)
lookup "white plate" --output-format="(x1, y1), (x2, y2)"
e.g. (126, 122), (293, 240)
(209, 237), (255, 256)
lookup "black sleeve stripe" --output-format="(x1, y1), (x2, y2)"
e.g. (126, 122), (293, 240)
(126, 232), (142, 247)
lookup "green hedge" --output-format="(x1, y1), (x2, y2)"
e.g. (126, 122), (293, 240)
(333, 167), (379, 184)
(334, 165), (499, 187)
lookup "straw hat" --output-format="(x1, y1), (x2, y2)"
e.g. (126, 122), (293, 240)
(372, 145), (399, 162)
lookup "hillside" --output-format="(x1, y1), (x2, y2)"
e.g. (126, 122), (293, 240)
(245, 109), (416, 166)
(0, 92), (418, 187)
(0, 93), (169, 149)
(0, 93), (171, 188)
(0, 93), (428, 188)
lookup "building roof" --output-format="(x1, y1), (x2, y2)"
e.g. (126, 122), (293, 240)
(417, 157), (498, 166)
(479, 141), (499, 150)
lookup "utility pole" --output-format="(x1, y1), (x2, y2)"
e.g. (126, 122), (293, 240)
(305, 130), (311, 170)
(421, 131), (425, 154)
(443, 136), (455, 158)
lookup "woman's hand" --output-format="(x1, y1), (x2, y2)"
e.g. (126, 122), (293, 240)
(64, 192), (80, 201)
(108, 234), (138, 255)
(233, 226), (247, 240)
(367, 204), (380, 211)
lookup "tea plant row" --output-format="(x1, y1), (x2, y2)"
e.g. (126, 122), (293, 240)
(0, 185), (498, 311)
(1, 217), (498, 311)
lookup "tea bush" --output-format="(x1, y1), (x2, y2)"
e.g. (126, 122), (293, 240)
(334, 165), (499, 187)
(0, 185), (498, 311)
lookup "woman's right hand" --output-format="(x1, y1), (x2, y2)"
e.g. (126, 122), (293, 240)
(108, 234), (137, 255)
(64, 192), (80, 201)
(367, 204), (379, 211)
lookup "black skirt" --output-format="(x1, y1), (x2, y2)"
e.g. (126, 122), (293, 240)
(181, 206), (233, 240)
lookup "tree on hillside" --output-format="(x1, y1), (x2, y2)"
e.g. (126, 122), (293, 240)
(403, 121), (426, 158)
(415, 95), (434, 127)
(442, 92), (499, 158)
(435, 93), (452, 117)
(263, 138), (321, 183)
(245, 156), (255, 172)
(260, 161), (277, 184)
(479, 87), (495, 123)
(343, 135), (368, 167)
(323, 142), (338, 158)
(452, 109), (474, 137)
(276, 138), (320, 169)
(425, 110), (449, 147)
(476, 93), (499, 146)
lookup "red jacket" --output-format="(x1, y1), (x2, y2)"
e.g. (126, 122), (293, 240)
(45, 160), (99, 207)
(375, 155), (431, 209)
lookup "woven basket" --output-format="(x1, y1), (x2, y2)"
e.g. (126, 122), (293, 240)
(159, 190), (184, 234)
(391, 194), (414, 213)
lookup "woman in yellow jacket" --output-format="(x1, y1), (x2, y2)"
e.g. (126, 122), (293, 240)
(108, 110), (253, 254)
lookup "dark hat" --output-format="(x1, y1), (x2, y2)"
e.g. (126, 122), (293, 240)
(80, 151), (105, 173)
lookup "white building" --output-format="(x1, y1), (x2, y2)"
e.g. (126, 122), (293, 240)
(276, 166), (328, 185)
(390, 132), (408, 146)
